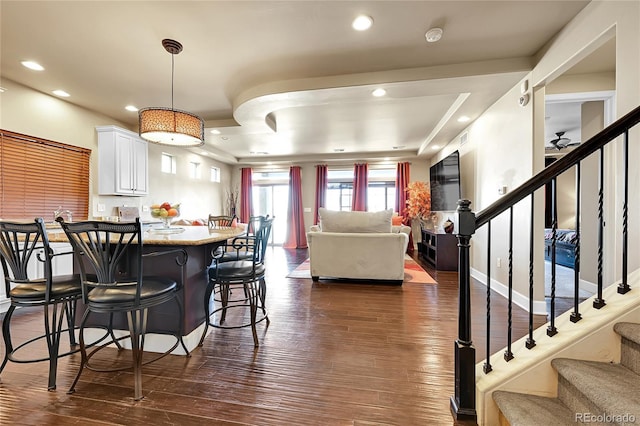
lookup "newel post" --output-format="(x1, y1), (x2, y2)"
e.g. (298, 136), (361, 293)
(450, 199), (477, 421)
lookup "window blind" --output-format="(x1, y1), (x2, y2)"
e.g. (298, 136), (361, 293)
(0, 130), (91, 221)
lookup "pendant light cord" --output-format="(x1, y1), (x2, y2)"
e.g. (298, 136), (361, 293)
(171, 53), (175, 111)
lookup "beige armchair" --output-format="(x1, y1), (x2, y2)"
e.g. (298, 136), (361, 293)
(306, 208), (410, 284)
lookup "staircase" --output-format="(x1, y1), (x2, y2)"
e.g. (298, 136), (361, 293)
(493, 322), (640, 425)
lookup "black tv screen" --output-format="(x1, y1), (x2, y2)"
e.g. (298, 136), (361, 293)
(430, 150), (461, 211)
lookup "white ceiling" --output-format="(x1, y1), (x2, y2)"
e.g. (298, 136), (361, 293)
(1, 1), (596, 165)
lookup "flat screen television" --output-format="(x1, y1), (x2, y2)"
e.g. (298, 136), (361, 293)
(429, 150), (461, 211)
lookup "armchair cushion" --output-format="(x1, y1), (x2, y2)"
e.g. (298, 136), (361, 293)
(318, 207), (393, 233)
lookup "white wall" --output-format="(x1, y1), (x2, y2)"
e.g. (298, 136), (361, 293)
(532, 0), (640, 278)
(0, 79), (232, 221)
(435, 1), (640, 316)
(436, 74), (544, 308)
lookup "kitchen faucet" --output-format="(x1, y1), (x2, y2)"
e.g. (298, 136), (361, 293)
(54, 206), (73, 222)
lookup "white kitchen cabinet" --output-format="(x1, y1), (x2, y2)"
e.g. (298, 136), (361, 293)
(97, 125), (148, 196)
(0, 242), (74, 313)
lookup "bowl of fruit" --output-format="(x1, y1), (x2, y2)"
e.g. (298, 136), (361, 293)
(150, 202), (180, 229)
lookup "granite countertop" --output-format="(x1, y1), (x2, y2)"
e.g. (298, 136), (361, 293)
(46, 224), (246, 246)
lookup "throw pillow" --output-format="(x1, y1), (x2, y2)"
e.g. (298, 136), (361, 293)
(391, 215), (404, 226)
(319, 208), (393, 233)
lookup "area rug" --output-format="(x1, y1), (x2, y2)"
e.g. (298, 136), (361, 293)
(287, 255), (436, 284)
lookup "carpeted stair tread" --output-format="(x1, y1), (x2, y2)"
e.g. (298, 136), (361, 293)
(615, 321), (640, 376)
(493, 390), (576, 426)
(552, 358), (640, 419)
(614, 322), (640, 345)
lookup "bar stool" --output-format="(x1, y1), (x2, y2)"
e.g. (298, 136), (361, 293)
(57, 218), (188, 400)
(208, 214), (236, 229)
(0, 218), (82, 390)
(199, 216), (273, 347)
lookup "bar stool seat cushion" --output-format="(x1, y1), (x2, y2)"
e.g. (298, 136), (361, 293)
(9, 274), (82, 301)
(208, 261), (265, 281)
(87, 277), (177, 304)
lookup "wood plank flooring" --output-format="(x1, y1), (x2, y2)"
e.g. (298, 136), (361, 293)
(0, 247), (547, 425)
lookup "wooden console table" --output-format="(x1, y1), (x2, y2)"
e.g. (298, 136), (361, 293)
(419, 228), (458, 271)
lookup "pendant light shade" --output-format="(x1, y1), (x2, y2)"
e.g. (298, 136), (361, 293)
(139, 39), (204, 147)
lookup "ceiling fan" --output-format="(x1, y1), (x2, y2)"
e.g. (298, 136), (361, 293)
(547, 131), (579, 150)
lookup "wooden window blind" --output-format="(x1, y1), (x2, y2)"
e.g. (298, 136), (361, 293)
(0, 129), (91, 221)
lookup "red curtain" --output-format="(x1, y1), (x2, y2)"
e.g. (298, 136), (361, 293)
(240, 168), (253, 223)
(314, 164), (328, 225)
(395, 162), (414, 253)
(283, 166), (308, 249)
(351, 163), (368, 211)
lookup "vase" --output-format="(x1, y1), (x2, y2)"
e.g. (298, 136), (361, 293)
(444, 218), (454, 234)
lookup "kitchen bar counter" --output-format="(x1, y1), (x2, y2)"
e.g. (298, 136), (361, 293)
(46, 223), (245, 246)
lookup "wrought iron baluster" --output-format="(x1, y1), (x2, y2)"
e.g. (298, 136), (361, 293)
(526, 194), (536, 348)
(618, 129), (630, 294)
(504, 206), (514, 361)
(484, 221), (492, 373)
(571, 162), (582, 323)
(594, 147), (606, 309)
(547, 177), (558, 337)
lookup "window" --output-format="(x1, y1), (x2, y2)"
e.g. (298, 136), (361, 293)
(0, 129), (91, 220)
(324, 167), (396, 212)
(188, 161), (200, 179)
(210, 166), (220, 183)
(161, 153), (176, 174)
(367, 182), (396, 212)
(326, 182), (353, 211)
(367, 168), (396, 211)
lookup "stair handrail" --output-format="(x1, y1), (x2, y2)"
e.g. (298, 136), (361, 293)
(476, 105), (640, 228)
(450, 104), (640, 422)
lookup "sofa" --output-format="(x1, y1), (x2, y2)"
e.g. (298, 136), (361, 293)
(307, 208), (411, 284)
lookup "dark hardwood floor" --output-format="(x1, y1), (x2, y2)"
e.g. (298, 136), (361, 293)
(0, 247), (548, 425)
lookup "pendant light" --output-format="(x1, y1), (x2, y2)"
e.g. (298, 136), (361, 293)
(139, 39), (204, 147)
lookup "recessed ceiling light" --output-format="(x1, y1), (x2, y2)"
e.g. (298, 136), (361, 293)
(372, 88), (386, 97)
(21, 61), (44, 71)
(52, 90), (70, 97)
(221, 136), (229, 140)
(457, 116), (470, 123)
(425, 27), (443, 43)
(431, 145), (440, 150)
(125, 105), (139, 112)
(352, 15), (373, 31)
(0, 87), (7, 93)
(200, 151), (208, 156)
(210, 129), (221, 134)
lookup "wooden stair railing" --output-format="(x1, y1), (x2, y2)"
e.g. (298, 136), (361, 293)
(450, 105), (640, 422)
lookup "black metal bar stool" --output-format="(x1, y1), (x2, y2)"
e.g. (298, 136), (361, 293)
(57, 218), (189, 400)
(0, 218), (83, 390)
(199, 216), (273, 347)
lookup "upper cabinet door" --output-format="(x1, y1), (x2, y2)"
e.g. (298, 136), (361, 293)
(97, 126), (149, 196)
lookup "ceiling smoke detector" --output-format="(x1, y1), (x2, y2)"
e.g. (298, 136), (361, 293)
(425, 27), (443, 43)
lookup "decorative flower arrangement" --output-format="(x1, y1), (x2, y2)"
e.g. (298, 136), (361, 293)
(404, 181), (431, 220)
(226, 186), (239, 217)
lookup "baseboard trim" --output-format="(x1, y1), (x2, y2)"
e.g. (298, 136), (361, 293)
(471, 267), (547, 315)
(0, 297), (10, 314)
